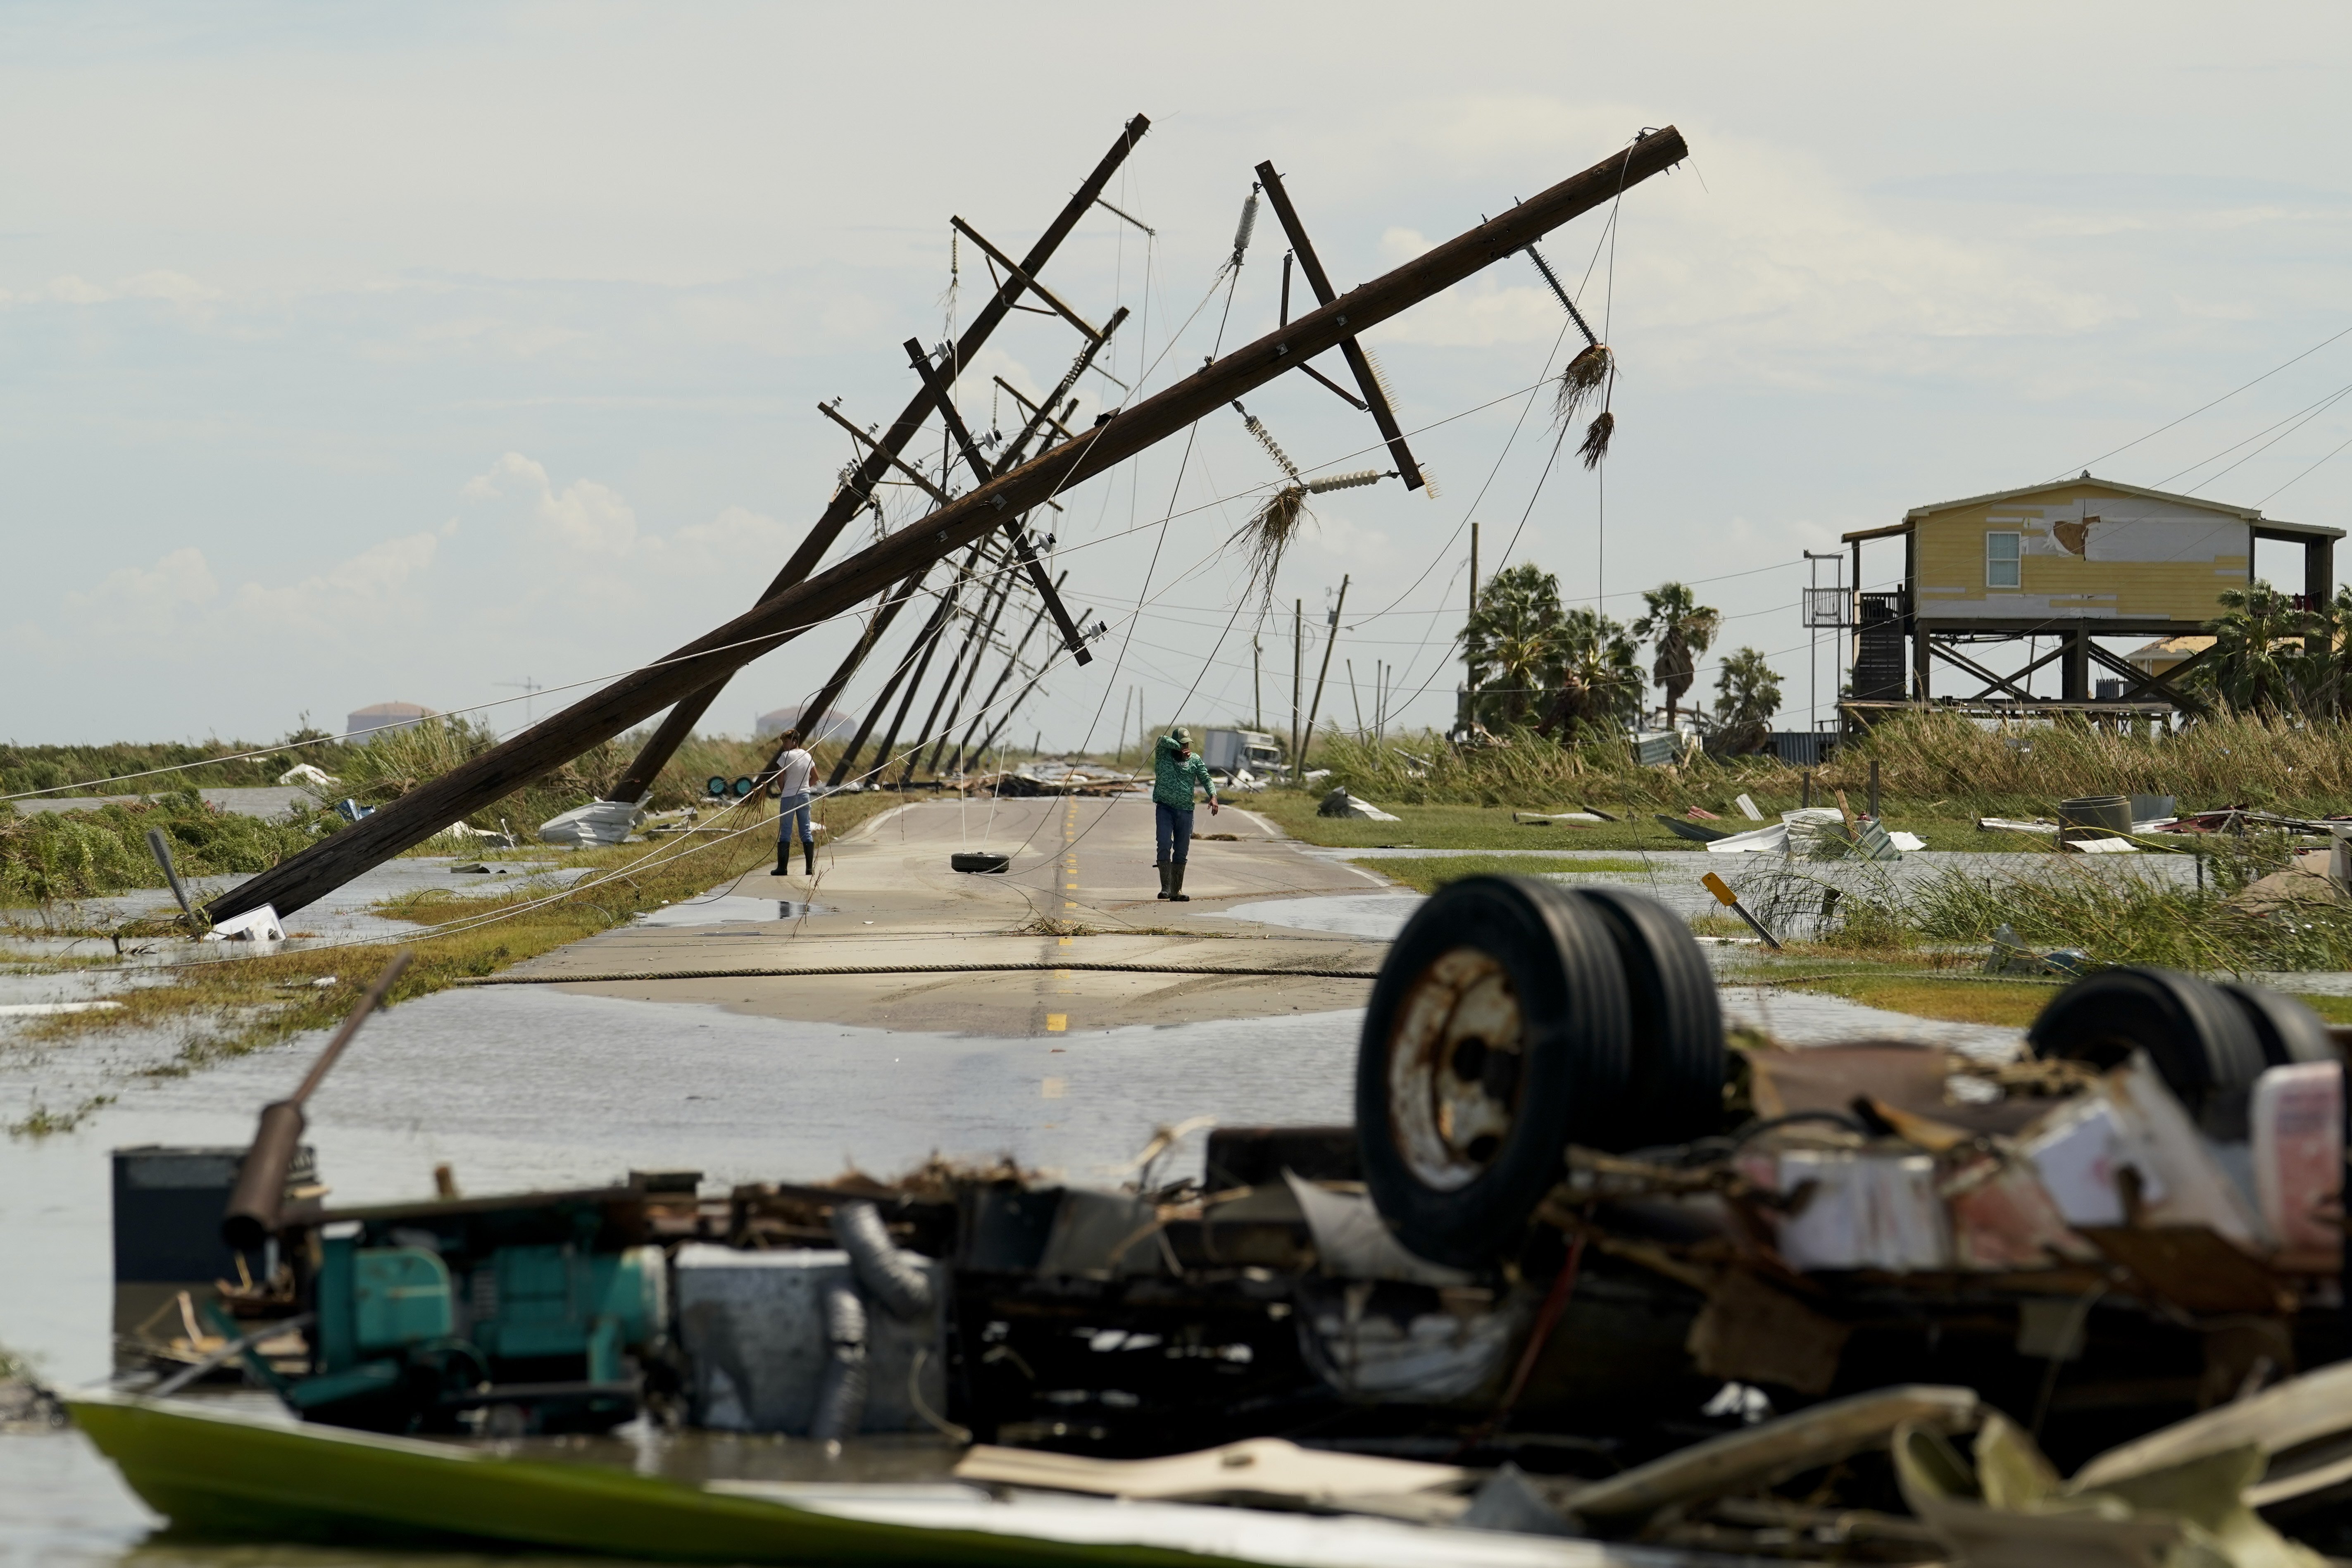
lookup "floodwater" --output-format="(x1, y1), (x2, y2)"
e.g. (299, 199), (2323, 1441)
(0, 857), (592, 960)
(0, 984), (1367, 1566)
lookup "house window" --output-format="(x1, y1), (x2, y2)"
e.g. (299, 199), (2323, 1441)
(1986, 531), (2021, 589)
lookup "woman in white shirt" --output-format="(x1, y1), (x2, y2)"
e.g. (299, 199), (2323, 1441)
(766, 729), (817, 876)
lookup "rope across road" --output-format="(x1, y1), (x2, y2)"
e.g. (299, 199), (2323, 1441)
(453, 960), (1382, 985)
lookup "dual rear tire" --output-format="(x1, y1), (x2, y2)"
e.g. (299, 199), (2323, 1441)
(1354, 877), (1725, 1268)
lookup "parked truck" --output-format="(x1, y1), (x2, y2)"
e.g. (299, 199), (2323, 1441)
(1200, 728), (1284, 784)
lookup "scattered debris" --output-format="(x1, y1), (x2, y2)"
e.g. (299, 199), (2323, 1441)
(538, 799), (645, 846)
(1317, 787), (1399, 821)
(1986, 923), (2088, 976)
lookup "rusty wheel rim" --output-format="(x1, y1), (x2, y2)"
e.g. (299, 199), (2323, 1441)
(1385, 946), (1526, 1192)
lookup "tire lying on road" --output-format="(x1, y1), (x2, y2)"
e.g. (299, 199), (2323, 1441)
(2028, 966), (2268, 1138)
(1355, 876), (1631, 1269)
(1570, 886), (1727, 1151)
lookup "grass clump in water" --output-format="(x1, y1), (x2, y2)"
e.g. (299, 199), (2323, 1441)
(1719, 829), (2348, 976)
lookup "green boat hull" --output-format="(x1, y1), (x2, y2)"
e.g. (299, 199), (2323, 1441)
(65, 1393), (1223, 1566)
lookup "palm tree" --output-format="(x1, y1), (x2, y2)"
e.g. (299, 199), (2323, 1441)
(1631, 582), (1722, 727)
(1711, 647), (1783, 754)
(1461, 563), (1568, 728)
(2197, 581), (2315, 716)
(1538, 607), (1643, 740)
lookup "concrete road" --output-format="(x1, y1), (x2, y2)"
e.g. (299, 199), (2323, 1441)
(502, 795), (1394, 1035)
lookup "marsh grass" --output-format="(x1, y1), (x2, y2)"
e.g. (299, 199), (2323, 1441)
(1720, 829), (2351, 976)
(1290, 708), (2352, 821)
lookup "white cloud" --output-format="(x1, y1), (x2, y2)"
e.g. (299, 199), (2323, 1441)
(64, 545), (219, 620)
(460, 452), (639, 555)
(1354, 98), (2126, 391)
(228, 532), (440, 634)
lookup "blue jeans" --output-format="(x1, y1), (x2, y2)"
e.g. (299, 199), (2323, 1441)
(776, 792), (813, 847)
(1155, 802), (1194, 864)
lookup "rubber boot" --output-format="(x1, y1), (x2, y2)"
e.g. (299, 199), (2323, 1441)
(1155, 861), (1171, 900)
(1168, 860), (1190, 902)
(802, 840), (816, 876)
(772, 844), (790, 876)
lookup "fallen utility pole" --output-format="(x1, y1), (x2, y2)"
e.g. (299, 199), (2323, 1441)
(211, 126), (1688, 922)
(599, 114), (1149, 805)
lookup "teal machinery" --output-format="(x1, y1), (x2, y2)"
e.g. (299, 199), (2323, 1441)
(211, 955), (673, 1433)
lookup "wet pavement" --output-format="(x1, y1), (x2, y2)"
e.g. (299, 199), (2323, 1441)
(507, 799), (1390, 1034)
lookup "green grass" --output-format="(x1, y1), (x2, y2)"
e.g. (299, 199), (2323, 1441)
(1349, 854), (1655, 895)
(2287, 993), (2352, 1024)
(1766, 973), (2062, 1027)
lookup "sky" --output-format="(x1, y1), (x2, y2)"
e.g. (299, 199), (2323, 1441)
(5, 3), (2352, 763)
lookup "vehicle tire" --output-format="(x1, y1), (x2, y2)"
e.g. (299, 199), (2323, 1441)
(950, 852), (1009, 874)
(2028, 967), (2267, 1137)
(2219, 983), (2338, 1069)
(1570, 885), (1726, 1149)
(1355, 876), (1631, 1269)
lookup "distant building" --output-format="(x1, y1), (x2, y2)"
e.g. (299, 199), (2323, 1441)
(2125, 634), (2214, 681)
(1843, 476), (2338, 707)
(346, 701), (440, 738)
(755, 706), (854, 741)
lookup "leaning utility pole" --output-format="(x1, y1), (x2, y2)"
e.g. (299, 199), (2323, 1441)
(871, 545), (990, 787)
(1297, 575), (1349, 772)
(599, 115), (1150, 806)
(211, 126), (1689, 923)
(1291, 598), (1304, 769)
(970, 606), (1095, 765)
(917, 551), (1019, 779)
(948, 573), (1064, 776)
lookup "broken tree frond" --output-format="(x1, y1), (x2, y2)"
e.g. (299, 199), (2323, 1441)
(1578, 409), (1616, 470)
(1232, 484), (1312, 616)
(1552, 342), (1614, 428)
(1232, 400), (1302, 483)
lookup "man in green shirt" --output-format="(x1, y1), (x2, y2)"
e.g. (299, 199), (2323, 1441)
(1152, 727), (1219, 902)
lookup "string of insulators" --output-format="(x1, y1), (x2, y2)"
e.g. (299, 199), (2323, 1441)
(1231, 399), (1300, 481)
(1231, 184), (1261, 268)
(1305, 469), (1388, 495)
